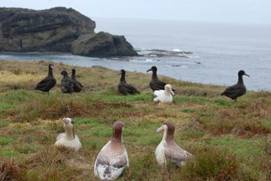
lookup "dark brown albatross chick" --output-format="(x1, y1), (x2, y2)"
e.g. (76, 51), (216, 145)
(71, 68), (83, 92)
(118, 69), (140, 95)
(221, 70), (249, 101)
(35, 64), (56, 93)
(147, 66), (166, 91)
(61, 70), (74, 93)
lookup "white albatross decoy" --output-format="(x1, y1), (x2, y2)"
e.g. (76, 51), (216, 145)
(94, 121), (129, 181)
(155, 122), (192, 167)
(54, 118), (82, 151)
(153, 84), (174, 103)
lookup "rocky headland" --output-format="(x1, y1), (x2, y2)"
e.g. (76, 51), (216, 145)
(0, 7), (137, 57)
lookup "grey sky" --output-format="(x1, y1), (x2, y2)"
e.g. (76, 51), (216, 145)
(1, 0), (271, 24)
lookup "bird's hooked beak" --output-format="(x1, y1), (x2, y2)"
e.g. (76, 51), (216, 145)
(244, 73), (249, 77)
(170, 90), (175, 96)
(156, 125), (164, 133)
(119, 70), (125, 75)
(147, 68), (152, 72)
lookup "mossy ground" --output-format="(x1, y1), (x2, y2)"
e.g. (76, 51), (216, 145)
(0, 60), (270, 180)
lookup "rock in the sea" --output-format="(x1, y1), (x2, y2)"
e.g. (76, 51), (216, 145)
(0, 7), (137, 57)
(72, 32), (138, 57)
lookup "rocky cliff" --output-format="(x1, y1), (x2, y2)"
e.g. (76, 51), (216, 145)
(0, 7), (137, 57)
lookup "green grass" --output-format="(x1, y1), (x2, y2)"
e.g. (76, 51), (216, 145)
(0, 120), (10, 128)
(175, 95), (211, 105)
(263, 118), (271, 129)
(0, 136), (14, 145)
(0, 61), (270, 180)
(88, 90), (152, 103)
(0, 148), (19, 157)
(206, 136), (265, 159)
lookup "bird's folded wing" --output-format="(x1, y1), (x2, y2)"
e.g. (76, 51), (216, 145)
(56, 133), (65, 141)
(36, 77), (53, 88)
(126, 84), (139, 93)
(223, 84), (245, 97)
(164, 145), (190, 163)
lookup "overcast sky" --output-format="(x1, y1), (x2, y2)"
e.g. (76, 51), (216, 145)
(1, 0), (271, 25)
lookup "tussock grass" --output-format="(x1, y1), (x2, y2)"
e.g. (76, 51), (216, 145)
(198, 94), (271, 136)
(0, 60), (270, 180)
(181, 147), (239, 181)
(0, 159), (24, 181)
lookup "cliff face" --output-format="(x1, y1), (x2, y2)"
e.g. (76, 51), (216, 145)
(0, 7), (137, 57)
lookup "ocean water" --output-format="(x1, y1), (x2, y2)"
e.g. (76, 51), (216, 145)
(0, 18), (271, 91)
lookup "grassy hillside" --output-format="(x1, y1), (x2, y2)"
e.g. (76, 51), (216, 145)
(0, 60), (270, 181)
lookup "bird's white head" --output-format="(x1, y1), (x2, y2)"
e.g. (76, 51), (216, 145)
(63, 117), (73, 126)
(156, 122), (175, 141)
(63, 117), (75, 138)
(164, 84), (174, 96)
(156, 124), (167, 133)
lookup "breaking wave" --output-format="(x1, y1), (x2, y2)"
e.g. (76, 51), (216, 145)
(137, 49), (193, 58)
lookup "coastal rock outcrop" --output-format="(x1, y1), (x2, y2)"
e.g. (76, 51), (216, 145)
(0, 7), (137, 57)
(72, 32), (137, 57)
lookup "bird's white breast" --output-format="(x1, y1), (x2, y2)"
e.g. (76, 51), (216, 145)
(153, 90), (173, 103)
(54, 134), (82, 151)
(94, 141), (129, 181)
